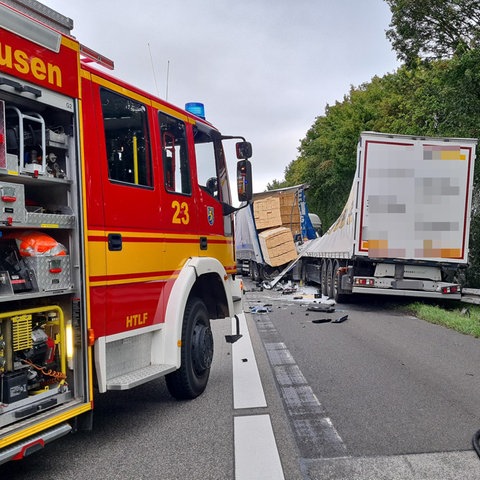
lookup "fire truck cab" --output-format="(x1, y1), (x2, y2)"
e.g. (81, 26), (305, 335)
(0, 0), (252, 464)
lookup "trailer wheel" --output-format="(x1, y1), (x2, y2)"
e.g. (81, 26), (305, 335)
(332, 262), (348, 303)
(251, 261), (261, 282)
(166, 297), (213, 400)
(261, 265), (281, 282)
(326, 260), (334, 299)
(321, 260), (328, 297)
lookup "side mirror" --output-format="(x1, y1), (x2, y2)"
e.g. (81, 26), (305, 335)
(237, 159), (252, 202)
(236, 141), (252, 160)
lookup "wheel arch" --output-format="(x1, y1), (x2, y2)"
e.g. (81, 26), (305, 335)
(163, 257), (234, 368)
(190, 272), (229, 319)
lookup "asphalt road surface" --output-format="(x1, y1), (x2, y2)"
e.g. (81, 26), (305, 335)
(3, 277), (480, 479)
(244, 278), (480, 478)
(0, 303), (301, 480)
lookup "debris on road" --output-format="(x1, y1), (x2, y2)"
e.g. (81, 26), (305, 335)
(307, 304), (335, 313)
(332, 315), (348, 323)
(250, 305), (272, 314)
(311, 314), (349, 325)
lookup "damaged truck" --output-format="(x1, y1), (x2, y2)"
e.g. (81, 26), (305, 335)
(235, 184), (318, 281)
(299, 131), (476, 302)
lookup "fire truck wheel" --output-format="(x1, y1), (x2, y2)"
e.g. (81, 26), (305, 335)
(166, 297), (213, 400)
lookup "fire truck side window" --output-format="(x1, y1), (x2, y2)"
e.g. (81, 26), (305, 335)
(158, 112), (191, 195)
(100, 88), (152, 187)
(193, 125), (231, 206)
(193, 124), (233, 236)
(195, 139), (219, 198)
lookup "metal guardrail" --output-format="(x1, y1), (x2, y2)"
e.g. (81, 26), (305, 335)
(461, 288), (480, 305)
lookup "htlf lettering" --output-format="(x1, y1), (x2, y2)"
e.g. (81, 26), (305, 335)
(0, 42), (62, 87)
(126, 312), (148, 328)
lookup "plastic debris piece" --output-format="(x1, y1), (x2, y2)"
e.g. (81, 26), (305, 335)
(250, 305), (272, 314)
(312, 319), (331, 324)
(307, 305), (335, 313)
(331, 314), (348, 323)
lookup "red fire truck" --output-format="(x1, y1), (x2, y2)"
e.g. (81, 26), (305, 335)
(0, 0), (253, 463)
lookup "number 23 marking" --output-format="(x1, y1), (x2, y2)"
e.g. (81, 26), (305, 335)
(171, 200), (190, 225)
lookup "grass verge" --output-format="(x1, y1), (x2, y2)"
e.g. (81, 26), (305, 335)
(405, 302), (480, 338)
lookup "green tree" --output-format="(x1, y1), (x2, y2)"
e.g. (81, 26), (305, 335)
(272, 1), (480, 285)
(385, 0), (480, 65)
(266, 178), (288, 190)
(280, 54), (480, 284)
(290, 70), (423, 227)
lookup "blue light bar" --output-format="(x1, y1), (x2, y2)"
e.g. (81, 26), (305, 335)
(185, 102), (205, 119)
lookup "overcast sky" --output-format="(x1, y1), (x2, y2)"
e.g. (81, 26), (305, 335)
(43, 0), (400, 193)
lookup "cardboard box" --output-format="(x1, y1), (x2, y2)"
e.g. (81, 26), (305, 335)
(278, 190), (301, 232)
(253, 196), (282, 230)
(258, 227), (298, 267)
(253, 191), (302, 234)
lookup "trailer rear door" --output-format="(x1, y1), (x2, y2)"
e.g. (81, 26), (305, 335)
(354, 132), (476, 263)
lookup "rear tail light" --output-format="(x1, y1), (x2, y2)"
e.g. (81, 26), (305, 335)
(442, 285), (459, 294)
(354, 277), (374, 287)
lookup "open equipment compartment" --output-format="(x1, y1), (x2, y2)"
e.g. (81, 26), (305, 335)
(0, 73), (85, 431)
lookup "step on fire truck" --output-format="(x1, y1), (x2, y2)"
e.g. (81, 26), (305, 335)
(0, 0), (253, 463)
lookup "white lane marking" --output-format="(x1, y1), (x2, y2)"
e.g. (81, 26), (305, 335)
(234, 415), (285, 480)
(232, 313), (267, 409)
(263, 340), (347, 457)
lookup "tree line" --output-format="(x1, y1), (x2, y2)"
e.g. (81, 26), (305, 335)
(268, 0), (480, 286)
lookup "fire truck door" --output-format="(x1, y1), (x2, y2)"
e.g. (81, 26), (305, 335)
(96, 87), (165, 335)
(157, 111), (200, 258)
(192, 123), (234, 265)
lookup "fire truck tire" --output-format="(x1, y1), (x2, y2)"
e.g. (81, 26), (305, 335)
(166, 297), (213, 400)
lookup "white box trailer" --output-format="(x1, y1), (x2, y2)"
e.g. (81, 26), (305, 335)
(301, 131), (477, 302)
